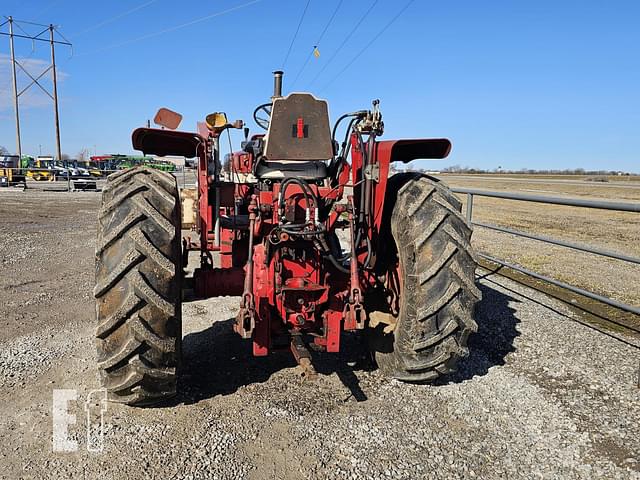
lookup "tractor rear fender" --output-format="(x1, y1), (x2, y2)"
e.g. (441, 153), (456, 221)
(132, 127), (212, 251)
(371, 138), (451, 234)
(131, 127), (205, 158)
(377, 138), (451, 164)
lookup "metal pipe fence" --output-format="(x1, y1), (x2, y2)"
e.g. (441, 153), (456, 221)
(452, 187), (640, 316)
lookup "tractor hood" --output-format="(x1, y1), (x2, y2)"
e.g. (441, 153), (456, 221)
(131, 128), (205, 158)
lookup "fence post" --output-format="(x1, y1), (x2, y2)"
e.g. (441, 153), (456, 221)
(466, 193), (474, 222)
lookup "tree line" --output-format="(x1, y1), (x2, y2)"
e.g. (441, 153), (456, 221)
(417, 165), (633, 175)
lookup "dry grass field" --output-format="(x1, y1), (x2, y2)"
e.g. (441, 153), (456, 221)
(435, 174), (640, 308)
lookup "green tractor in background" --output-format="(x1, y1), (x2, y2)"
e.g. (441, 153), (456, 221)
(112, 154), (177, 172)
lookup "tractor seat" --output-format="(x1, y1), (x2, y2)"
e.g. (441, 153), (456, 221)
(256, 93), (333, 180)
(255, 160), (327, 180)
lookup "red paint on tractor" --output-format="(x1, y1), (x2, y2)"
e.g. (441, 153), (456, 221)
(131, 78), (452, 372)
(194, 267), (244, 297)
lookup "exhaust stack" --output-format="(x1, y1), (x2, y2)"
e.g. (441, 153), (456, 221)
(272, 70), (283, 100)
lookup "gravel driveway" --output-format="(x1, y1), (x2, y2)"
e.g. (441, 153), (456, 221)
(0, 190), (638, 479)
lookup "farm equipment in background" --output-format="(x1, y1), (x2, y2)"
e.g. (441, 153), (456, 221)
(88, 154), (178, 174)
(94, 71), (480, 405)
(9, 155), (101, 182)
(25, 170), (53, 181)
(25, 156), (56, 181)
(0, 155), (26, 188)
(75, 160), (107, 177)
(62, 160), (97, 178)
(23, 157), (73, 181)
(90, 156), (121, 176)
(92, 154), (178, 173)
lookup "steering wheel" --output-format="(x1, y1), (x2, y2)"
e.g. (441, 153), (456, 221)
(253, 103), (272, 130)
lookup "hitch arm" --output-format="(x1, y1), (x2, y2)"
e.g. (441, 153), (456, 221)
(236, 195), (258, 338)
(345, 195), (365, 330)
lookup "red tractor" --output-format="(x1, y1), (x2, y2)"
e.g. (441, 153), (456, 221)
(94, 72), (480, 405)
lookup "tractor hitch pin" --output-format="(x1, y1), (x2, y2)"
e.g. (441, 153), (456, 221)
(290, 333), (317, 379)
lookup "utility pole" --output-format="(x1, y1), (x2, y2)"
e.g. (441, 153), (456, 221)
(8, 17), (22, 159)
(49, 24), (68, 191)
(0, 16), (72, 189)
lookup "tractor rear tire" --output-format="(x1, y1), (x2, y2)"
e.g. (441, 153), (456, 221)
(94, 166), (181, 406)
(371, 173), (480, 382)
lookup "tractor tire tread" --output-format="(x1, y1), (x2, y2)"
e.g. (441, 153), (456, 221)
(95, 166), (181, 406)
(372, 173), (480, 382)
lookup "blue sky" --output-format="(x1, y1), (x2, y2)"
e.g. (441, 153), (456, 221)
(1, 0), (639, 172)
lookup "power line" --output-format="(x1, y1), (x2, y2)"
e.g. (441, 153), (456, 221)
(70, 0), (160, 38)
(1, 16), (72, 58)
(319, 0), (415, 93)
(306, 0), (379, 89)
(281, 0), (311, 70)
(290, 0), (344, 89)
(317, 1), (343, 43)
(0, 18), (72, 45)
(10, 19), (37, 58)
(54, 27), (72, 46)
(75, 0), (261, 57)
(2, 18), (49, 28)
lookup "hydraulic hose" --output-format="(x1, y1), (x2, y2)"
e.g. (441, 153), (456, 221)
(331, 111), (366, 144)
(313, 237), (350, 274)
(280, 176), (322, 226)
(280, 177), (318, 211)
(324, 252), (350, 274)
(329, 116), (359, 185)
(279, 177), (312, 222)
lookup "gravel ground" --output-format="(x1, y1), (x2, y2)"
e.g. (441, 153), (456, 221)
(0, 190), (638, 480)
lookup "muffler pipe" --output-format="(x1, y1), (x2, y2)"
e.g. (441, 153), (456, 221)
(272, 70), (283, 100)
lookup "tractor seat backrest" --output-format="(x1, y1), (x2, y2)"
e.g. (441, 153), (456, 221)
(263, 93), (333, 162)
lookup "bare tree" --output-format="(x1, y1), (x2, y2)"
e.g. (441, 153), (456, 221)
(77, 148), (90, 163)
(0, 145), (9, 156)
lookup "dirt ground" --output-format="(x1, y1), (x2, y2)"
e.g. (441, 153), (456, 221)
(0, 189), (638, 479)
(435, 174), (640, 307)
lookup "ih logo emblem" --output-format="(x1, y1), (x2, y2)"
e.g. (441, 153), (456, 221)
(292, 117), (308, 138)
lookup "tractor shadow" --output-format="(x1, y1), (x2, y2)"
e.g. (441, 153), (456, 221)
(441, 281), (521, 383)
(174, 280), (523, 404)
(177, 319), (371, 405)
